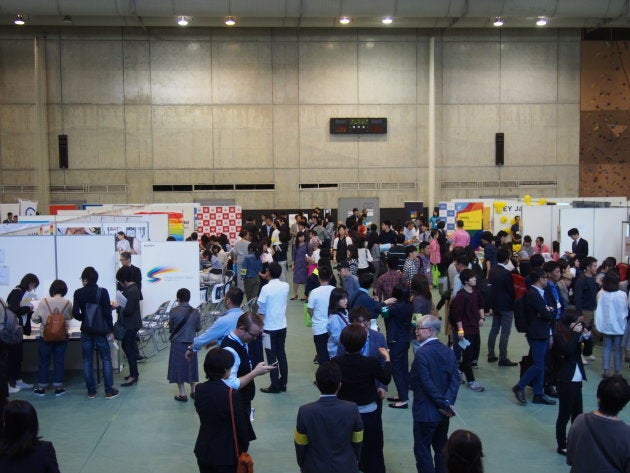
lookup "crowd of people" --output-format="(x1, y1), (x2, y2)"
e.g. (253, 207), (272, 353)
(1, 207), (630, 473)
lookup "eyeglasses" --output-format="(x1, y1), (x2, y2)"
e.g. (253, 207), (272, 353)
(415, 326), (430, 331)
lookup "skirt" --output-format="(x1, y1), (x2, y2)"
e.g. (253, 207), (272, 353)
(167, 342), (199, 384)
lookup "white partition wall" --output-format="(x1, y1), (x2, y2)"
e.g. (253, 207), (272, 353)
(522, 206), (562, 249)
(0, 236), (56, 299)
(56, 235), (117, 301)
(140, 241), (200, 314)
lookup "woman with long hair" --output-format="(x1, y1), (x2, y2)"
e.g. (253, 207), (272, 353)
(6, 273), (39, 393)
(595, 273), (628, 378)
(410, 274), (434, 316)
(0, 400), (60, 472)
(444, 430), (484, 473)
(326, 288), (350, 358)
(291, 232), (308, 301)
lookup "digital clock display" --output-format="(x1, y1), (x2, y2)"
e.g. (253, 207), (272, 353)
(330, 118), (387, 134)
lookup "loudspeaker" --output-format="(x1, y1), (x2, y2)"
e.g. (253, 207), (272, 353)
(495, 132), (504, 166)
(58, 134), (68, 169)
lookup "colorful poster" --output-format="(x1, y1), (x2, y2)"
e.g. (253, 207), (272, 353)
(439, 201), (484, 248)
(140, 241), (200, 314)
(195, 206), (242, 246)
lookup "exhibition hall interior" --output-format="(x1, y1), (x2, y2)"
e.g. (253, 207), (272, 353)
(0, 1), (629, 472)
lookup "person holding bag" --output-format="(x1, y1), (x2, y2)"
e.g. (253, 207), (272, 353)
(168, 288), (200, 402)
(194, 348), (250, 473)
(72, 267), (117, 399)
(112, 266), (142, 387)
(31, 280), (73, 397)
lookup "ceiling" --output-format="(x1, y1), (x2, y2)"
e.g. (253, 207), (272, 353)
(0, 0), (629, 29)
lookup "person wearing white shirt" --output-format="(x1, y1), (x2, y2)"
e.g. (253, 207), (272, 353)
(116, 231), (132, 253)
(257, 262), (290, 393)
(307, 266), (335, 364)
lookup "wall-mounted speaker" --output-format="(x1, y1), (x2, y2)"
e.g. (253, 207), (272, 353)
(495, 132), (504, 166)
(58, 134), (68, 169)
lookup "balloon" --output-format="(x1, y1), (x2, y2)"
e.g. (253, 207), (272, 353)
(493, 201), (506, 213)
(523, 195), (532, 206)
(500, 216), (507, 224)
(538, 198), (547, 206)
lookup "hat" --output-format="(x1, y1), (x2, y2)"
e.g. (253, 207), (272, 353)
(336, 261), (350, 270)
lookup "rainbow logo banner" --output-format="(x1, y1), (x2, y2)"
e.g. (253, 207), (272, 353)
(147, 266), (178, 283)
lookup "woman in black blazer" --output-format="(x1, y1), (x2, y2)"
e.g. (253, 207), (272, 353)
(195, 348), (249, 473)
(113, 266), (143, 387)
(552, 308), (592, 456)
(0, 400), (60, 473)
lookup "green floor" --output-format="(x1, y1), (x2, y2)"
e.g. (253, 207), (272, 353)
(12, 298), (630, 473)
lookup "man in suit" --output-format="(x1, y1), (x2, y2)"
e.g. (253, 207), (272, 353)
(294, 361), (363, 473)
(409, 315), (460, 473)
(220, 312), (276, 440)
(565, 228), (588, 264)
(512, 268), (557, 406)
(487, 248), (518, 366)
(346, 208), (360, 230)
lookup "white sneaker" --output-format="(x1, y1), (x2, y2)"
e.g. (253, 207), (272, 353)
(9, 385), (20, 394)
(468, 381), (485, 392)
(588, 355), (596, 361)
(582, 356), (589, 365)
(15, 379), (33, 389)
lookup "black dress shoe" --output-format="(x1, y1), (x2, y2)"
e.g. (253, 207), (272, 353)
(544, 386), (559, 398)
(388, 402), (408, 409)
(498, 359), (518, 367)
(280, 386), (287, 392)
(121, 377), (138, 387)
(487, 355), (498, 363)
(532, 395), (556, 405)
(260, 386), (281, 394)
(512, 385), (527, 405)
(387, 396), (401, 402)
(557, 447), (567, 456)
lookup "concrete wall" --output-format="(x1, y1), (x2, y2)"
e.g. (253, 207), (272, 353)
(0, 27), (580, 210)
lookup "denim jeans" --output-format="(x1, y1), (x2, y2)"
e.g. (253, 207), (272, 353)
(81, 333), (114, 394)
(487, 310), (514, 361)
(518, 338), (548, 396)
(264, 328), (287, 389)
(602, 334), (623, 372)
(38, 338), (68, 387)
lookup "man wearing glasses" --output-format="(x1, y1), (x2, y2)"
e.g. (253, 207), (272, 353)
(220, 312), (276, 441)
(409, 315), (460, 473)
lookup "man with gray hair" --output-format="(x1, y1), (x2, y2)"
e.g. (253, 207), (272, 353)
(409, 315), (460, 473)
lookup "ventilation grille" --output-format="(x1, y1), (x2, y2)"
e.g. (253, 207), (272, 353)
(441, 180), (557, 189)
(50, 185), (128, 193)
(300, 182), (417, 191)
(153, 184), (275, 192)
(0, 185), (37, 193)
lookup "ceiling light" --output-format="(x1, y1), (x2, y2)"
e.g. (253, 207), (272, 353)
(63, 15), (72, 24)
(382, 17), (393, 25)
(492, 17), (504, 27)
(177, 16), (189, 26)
(14, 14), (25, 26)
(339, 16), (352, 25)
(536, 16), (547, 26)
(224, 16), (236, 26)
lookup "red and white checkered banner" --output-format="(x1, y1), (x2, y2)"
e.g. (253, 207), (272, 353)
(195, 206), (242, 245)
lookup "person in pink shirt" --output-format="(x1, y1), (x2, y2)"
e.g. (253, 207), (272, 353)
(450, 220), (470, 249)
(533, 236), (551, 254)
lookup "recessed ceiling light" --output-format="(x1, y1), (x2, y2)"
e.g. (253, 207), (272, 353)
(492, 17), (504, 27)
(382, 17), (393, 25)
(177, 16), (189, 26)
(536, 16), (547, 26)
(339, 16), (352, 25)
(224, 16), (236, 26)
(14, 14), (25, 26)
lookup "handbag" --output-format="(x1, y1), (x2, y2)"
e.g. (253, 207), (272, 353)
(229, 388), (254, 473)
(83, 288), (109, 336)
(113, 318), (126, 341)
(303, 303), (312, 328)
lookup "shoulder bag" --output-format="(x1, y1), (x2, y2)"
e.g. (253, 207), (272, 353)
(83, 287), (109, 336)
(229, 388), (254, 473)
(169, 307), (194, 341)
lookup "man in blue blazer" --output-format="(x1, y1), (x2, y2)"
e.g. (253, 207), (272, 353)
(409, 314), (460, 473)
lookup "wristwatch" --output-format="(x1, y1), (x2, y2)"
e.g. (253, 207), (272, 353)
(186, 345), (193, 352)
